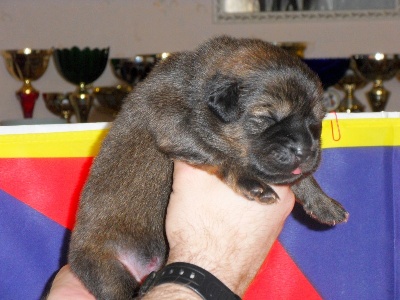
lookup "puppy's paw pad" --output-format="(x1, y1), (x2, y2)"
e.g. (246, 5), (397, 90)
(257, 189), (279, 204)
(238, 178), (278, 204)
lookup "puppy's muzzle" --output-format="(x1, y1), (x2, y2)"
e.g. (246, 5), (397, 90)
(269, 142), (314, 169)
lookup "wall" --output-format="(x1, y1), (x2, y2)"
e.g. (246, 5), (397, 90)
(1, 0), (399, 122)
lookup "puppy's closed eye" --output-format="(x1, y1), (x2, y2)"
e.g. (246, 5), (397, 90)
(246, 115), (276, 134)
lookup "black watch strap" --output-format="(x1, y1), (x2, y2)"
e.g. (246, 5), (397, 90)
(139, 262), (241, 300)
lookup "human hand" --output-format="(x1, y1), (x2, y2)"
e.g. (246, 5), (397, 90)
(46, 265), (95, 300)
(165, 161), (295, 296)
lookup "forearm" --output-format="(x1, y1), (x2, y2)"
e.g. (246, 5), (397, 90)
(141, 234), (274, 300)
(166, 245), (261, 296)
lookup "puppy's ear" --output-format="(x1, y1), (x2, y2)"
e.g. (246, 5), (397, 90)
(207, 74), (241, 123)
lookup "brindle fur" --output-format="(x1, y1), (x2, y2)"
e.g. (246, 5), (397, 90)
(69, 36), (348, 299)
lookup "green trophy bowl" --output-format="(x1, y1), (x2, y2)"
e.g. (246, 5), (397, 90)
(53, 46), (109, 122)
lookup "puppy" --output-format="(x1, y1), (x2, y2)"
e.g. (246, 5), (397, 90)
(69, 36), (349, 299)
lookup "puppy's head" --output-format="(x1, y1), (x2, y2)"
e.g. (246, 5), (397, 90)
(195, 37), (325, 185)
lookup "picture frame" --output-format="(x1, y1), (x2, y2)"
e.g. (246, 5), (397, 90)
(214, 0), (400, 23)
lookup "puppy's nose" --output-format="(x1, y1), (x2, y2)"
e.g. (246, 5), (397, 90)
(293, 146), (311, 161)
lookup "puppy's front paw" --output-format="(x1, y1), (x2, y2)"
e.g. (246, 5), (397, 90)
(237, 178), (279, 204)
(303, 197), (349, 226)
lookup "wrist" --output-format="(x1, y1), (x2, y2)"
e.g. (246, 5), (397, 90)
(140, 262), (240, 300)
(141, 283), (201, 300)
(166, 251), (252, 296)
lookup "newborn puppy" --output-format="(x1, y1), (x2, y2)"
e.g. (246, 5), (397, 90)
(69, 36), (348, 299)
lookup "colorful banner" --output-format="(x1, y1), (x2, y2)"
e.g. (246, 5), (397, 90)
(0, 113), (399, 300)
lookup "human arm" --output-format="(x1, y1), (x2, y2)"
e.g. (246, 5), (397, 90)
(142, 161), (295, 299)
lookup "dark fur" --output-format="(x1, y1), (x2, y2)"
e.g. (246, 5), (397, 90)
(69, 36), (348, 299)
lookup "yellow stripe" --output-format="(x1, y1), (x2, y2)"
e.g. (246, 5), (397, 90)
(0, 129), (109, 158)
(0, 118), (399, 158)
(321, 118), (400, 148)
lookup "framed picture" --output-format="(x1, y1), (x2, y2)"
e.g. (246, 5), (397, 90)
(214, 0), (400, 22)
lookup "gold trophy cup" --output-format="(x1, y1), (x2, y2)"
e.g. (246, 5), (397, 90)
(2, 48), (52, 118)
(336, 67), (366, 113)
(352, 53), (400, 111)
(42, 93), (74, 122)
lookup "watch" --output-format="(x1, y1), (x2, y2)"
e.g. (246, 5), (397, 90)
(139, 262), (241, 300)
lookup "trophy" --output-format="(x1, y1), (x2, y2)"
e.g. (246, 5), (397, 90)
(93, 85), (131, 117)
(110, 53), (170, 86)
(53, 47), (109, 122)
(274, 42), (307, 58)
(42, 92), (74, 122)
(352, 53), (400, 111)
(336, 66), (366, 113)
(303, 58), (350, 111)
(2, 48), (52, 118)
